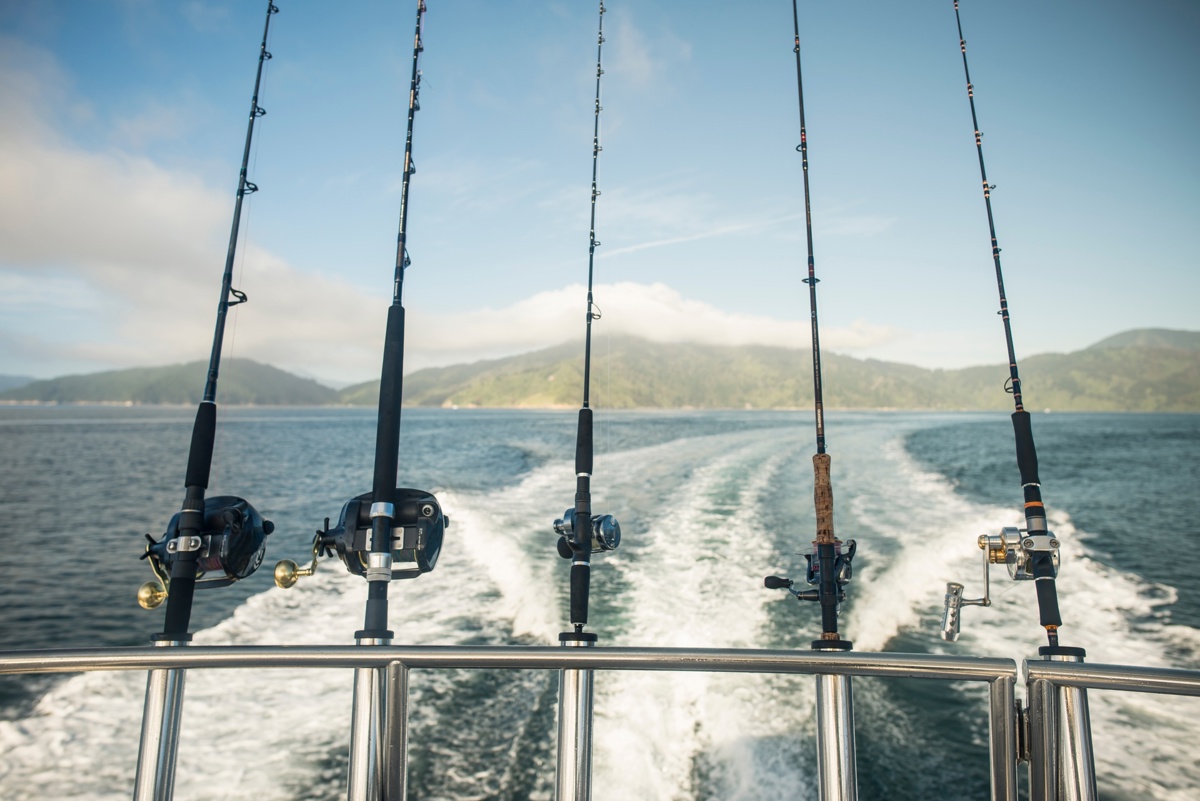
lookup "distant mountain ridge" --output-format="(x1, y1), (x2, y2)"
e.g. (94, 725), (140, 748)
(0, 359), (337, 406)
(1085, 328), (1200, 351)
(0, 375), (34, 393)
(3, 329), (1198, 411)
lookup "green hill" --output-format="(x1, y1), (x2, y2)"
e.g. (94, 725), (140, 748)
(336, 330), (1200, 412)
(0, 359), (338, 406)
(1086, 328), (1200, 351)
(4, 329), (1197, 411)
(0, 375), (34, 393)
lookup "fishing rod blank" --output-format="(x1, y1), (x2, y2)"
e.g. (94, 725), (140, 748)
(137, 0), (279, 636)
(271, 0), (446, 631)
(939, 0), (1067, 654)
(551, 0), (621, 644)
(764, 0), (856, 654)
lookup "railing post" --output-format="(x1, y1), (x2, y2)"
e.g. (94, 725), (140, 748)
(1027, 675), (1056, 801)
(1048, 653), (1096, 801)
(555, 633), (597, 801)
(347, 662), (386, 801)
(987, 675), (1018, 801)
(814, 672), (858, 801)
(132, 641), (188, 801)
(383, 661), (409, 801)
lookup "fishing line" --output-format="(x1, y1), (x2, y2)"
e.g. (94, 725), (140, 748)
(951, 0), (1065, 650)
(550, 0), (621, 641)
(763, 0), (856, 653)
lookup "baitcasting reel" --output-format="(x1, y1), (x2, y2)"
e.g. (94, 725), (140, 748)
(138, 496), (275, 609)
(553, 508), (620, 558)
(940, 525), (1060, 641)
(274, 488), (447, 588)
(764, 538), (856, 601)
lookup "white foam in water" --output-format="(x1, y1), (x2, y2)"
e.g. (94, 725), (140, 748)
(2, 415), (1198, 800)
(590, 430), (816, 801)
(845, 428), (1200, 800)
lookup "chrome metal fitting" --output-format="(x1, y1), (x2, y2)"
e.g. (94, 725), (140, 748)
(1007, 532), (1060, 581)
(365, 552), (393, 582)
(370, 502), (394, 520)
(166, 535), (202, 554)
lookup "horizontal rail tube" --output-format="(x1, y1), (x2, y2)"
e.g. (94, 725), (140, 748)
(1025, 661), (1200, 696)
(0, 646), (1014, 683)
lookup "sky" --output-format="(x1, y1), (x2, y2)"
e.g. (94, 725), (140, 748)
(0, 0), (1197, 386)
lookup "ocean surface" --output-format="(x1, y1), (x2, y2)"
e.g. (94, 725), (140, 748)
(0, 407), (1197, 801)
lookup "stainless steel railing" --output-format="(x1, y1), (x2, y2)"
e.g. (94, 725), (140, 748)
(0, 645), (1017, 801)
(1023, 659), (1200, 801)
(1, 645), (1196, 801)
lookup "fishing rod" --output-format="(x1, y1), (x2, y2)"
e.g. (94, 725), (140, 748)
(939, 0), (1068, 654)
(764, 0), (856, 653)
(271, 7), (444, 797)
(550, 7), (621, 798)
(272, 0), (445, 627)
(137, 0), (279, 635)
(132, 6), (280, 799)
(551, 0), (621, 645)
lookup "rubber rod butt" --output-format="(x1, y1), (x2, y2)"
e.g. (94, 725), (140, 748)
(1034, 574), (1063, 629)
(570, 562), (590, 626)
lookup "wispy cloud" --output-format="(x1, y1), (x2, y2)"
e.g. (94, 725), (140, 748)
(180, 1), (231, 34)
(601, 213), (803, 258)
(606, 12), (692, 91)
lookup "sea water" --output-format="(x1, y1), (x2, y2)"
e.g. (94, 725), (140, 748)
(0, 408), (1196, 801)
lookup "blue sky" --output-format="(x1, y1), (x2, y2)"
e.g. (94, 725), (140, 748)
(1, 0), (1196, 384)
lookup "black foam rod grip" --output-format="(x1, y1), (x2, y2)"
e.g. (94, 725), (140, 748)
(184, 401), (217, 489)
(1034, 573), (1063, 628)
(575, 407), (593, 475)
(1011, 411), (1041, 487)
(570, 562), (590, 626)
(372, 305), (405, 503)
(162, 574), (196, 639)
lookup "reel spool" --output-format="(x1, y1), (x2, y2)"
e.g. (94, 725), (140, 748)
(764, 538), (856, 602)
(274, 488), (447, 588)
(553, 508), (620, 558)
(139, 496), (274, 609)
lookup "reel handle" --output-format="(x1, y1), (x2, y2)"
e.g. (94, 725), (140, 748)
(274, 525), (326, 589)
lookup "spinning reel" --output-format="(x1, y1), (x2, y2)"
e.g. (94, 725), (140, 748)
(138, 496), (275, 609)
(940, 525), (1061, 641)
(274, 488), (447, 589)
(765, 538), (856, 602)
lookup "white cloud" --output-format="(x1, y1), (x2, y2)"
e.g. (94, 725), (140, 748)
(405, 282), (904, 372)
(0, 40), (905, 385)
(0, 42), (387, 382)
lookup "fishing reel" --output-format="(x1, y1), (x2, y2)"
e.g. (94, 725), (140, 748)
(764, 538), (856, 601)
(553, 508), (621, 558)
(138, 496), (275, 609)
(274, 488), (447, 588)
(940, 526), (1061, 641)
